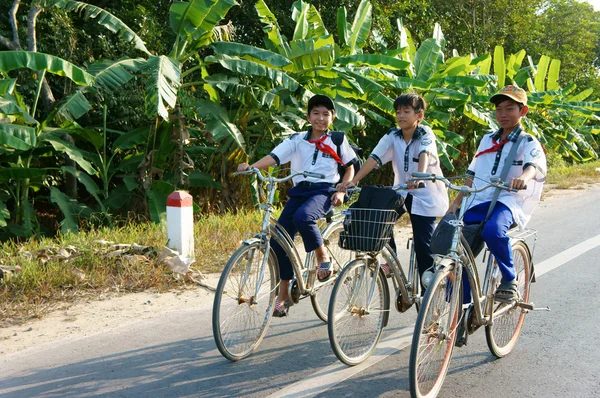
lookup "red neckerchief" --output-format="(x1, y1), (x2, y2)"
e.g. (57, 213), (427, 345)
(475, 137), (510, 158)
(309, 134), (344, 165)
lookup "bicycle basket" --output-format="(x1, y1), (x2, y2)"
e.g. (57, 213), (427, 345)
(339, 208), (398, 252)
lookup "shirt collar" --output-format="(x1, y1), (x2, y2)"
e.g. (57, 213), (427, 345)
(304, 127), (331, 141)
(491, 125), (522, 142)
(394, 125), (424, 141)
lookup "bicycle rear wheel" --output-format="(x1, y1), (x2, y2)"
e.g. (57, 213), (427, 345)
(328, 258), (389, 366)
(212, 241), (278, 361)
(311, 223), (353, 322)
(485, 240), (532, 357)
(409, 262), (462, 398)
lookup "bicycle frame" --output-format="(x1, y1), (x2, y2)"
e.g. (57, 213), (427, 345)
(238, 169), (344, 299)
(425, 175), (537, 328)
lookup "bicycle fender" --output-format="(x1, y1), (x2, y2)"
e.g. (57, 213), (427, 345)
(241, 235), (267, 246)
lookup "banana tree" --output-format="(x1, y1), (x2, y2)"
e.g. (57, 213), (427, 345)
(491, 46), (600, 161)
(43, 0), (239, 222)
(0, 51), (97, 237)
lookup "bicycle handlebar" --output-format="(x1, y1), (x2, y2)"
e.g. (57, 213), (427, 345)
(410, 172), (525, 193)
(234, 167), (326, 183)
(345, 183), (412, 194)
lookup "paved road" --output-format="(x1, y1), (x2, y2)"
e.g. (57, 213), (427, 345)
(1, 186), (599, 397)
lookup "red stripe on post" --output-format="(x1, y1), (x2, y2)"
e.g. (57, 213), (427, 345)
(167, 191), (193, 207)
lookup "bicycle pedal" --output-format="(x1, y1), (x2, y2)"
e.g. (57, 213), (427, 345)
(516, 301), (550, 311)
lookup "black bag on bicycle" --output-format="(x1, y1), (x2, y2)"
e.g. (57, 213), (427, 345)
(339, 186), (405, 252)
(430, 214), (486, 257)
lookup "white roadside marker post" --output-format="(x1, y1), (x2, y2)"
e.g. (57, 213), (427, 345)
(166, 191), (195, 263)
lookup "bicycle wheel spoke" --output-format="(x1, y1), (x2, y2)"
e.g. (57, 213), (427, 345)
(410, 267), (460, 398)
(486, 241), (531, 358)
(311, 224), (353, 322)
(213, 243), (277, 361)
(328, 260), (388, 366)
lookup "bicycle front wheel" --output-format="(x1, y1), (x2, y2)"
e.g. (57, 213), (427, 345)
(409, 262), (462, 398)
(485, 240), (532, 357)
(311, 223), (353, 322)
(328, 258), (389, 366)
(212, 241), (278, 361)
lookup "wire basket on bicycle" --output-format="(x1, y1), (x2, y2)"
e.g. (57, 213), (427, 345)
(338, 186), (405, 252)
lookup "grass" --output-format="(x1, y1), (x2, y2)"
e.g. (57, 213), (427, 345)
(1, 160), (598, 326)
(545, 158), (600, 189)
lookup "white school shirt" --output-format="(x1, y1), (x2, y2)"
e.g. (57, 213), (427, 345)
(270, 130), (358, 185)
(466, 127), (547, 228)
(370, 125), (449, 217)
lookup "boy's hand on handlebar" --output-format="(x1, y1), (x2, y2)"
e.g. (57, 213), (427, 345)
(447, 203), (460, 215)
(509, 177), (527, 190)
(330, 191), (345, 207)
(237, 163), (250, 172)
(408, 179), (425, 189)
(336, 180), (355, 192)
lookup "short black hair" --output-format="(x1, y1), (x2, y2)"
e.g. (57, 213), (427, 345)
(493, 96), (525, 110)
(307, 94), (335, 113)
(393, 93), (427, 113)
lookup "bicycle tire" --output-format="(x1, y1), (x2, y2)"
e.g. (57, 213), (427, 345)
(485, 240), (532, 358)
(310, 222), (353, 322)
(327, 258), (390, 366)
(212, 241), (278, 361)
(409, 261), (462, 398)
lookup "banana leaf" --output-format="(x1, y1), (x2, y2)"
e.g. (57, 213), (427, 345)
(291, 1), (328, 40)
(0, 79), (16, 95)
(210, 42), (292, 68)
(88, 58), (146, 93)
(493, 46), (506, 88)
(147, 180), (174, 224)
(534, 55), (551, 92)
(255, 0), (291, 57)
(348, 0), (372, 54)
(337, 8), (350, 47)
(53, 91), (91, 121)
(56, 1), (150, 55)
(205, 55), (299, 91)
(189, 171), (222, 189)
(0, 51), (94, 86)
(61, 166), (107, 213)
(39, 133), (96, 174)
(0, 123), (36, 150)
(170, 0), (238, 58)
(336, 54), (410, 71)
(195, 99), (245, 151)
(49, 187), (78, 233)
(143, 55), (181, 120)
(414, 39), (443, 81)
(0, 167), (49, 181)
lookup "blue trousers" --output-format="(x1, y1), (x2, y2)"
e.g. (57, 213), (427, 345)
(388, 194), (437, 280)
(271, 184), (335, 280)
(462, 201), (515, 304)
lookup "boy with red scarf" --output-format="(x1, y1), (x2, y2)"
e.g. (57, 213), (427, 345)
(237, 94), (357, 316)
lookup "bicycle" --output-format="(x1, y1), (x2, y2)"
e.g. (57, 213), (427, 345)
(212, 167), (353, 361)
(408, 172), (546, 398)
(327, 184), (422, 366)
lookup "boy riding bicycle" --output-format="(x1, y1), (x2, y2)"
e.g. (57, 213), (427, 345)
(448, 85), (547, 316)
(237, 94), (358, 317)
(338, 93), (448, 286)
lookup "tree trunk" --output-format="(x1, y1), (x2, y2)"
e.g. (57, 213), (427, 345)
(27, 4), (76, 199)
(9, 0), (22, 49)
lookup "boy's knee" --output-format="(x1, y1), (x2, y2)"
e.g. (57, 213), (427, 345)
(481, 224), (506, 241)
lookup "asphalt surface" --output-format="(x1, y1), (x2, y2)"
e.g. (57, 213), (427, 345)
(1, 185), (599, 397)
